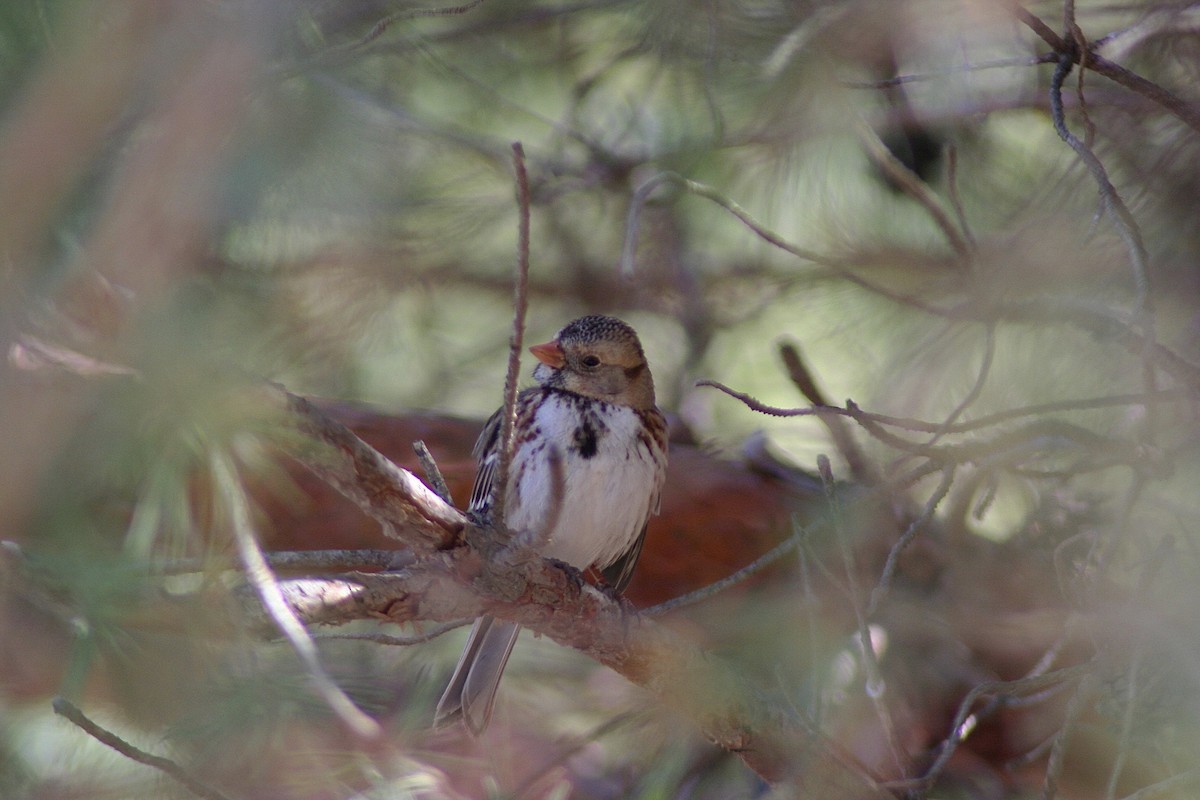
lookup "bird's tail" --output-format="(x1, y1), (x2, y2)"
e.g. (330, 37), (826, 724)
(434, 616), (521, 734)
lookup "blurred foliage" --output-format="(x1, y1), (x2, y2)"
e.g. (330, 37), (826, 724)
(3, 0), (1200, 798)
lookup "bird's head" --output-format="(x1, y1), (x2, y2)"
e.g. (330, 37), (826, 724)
(530, 315), (656, 409)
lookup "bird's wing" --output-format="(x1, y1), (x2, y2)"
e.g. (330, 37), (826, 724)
(467, 405), (504, 514)
(599, 521), (648, 593)
(601, 407), (668, 592)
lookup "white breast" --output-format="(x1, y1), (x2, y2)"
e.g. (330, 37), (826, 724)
(505, 394), (664, 570)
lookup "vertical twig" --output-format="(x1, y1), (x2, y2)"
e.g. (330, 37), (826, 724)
(779, 341), (880, 487)
(493, 142), (533, 528)
(1063, 0), (1096, 147)
(856, 119), (972, 262)
(413, 439), (453, 505)
(925, 323), (995, 448)
(865, 467), (955, 618)
(210, 449), (380, 740)
(818, 455), (906, 777)
(1042, 672), (1097, 800)
(1047, 42), (1159, 446)
(944, 144), (975, 249)
(795, 518), (825, 725)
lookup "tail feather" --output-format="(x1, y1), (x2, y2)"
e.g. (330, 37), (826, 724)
(434, 616), (521, 734)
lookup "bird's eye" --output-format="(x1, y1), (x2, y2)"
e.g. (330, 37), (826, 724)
(581, 354), (601, 368)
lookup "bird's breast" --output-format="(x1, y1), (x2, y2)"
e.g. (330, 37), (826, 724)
(506, 392), (665, 570)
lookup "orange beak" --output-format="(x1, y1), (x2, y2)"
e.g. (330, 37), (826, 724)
(529, 339), (566, 368)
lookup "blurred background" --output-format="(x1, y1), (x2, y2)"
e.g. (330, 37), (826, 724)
(3, 0), (1200, 797)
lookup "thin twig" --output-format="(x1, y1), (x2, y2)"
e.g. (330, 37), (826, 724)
(1107, 645), (1143, 799)
(1105, 524), (1172, 798)
(493, 142), (532, 528)
(924, 322), (995, 447)
(644, 527), (804, 616)
(211, 450), (380, 740)
(1117, 768), (1200, 800)
(819, 455), (905, 777)
(1064, 0), (1096, 148)
(413, 439), (454, 505)
(865, 467), (955, 617)
(1042, 672), (1098, 800)
(896, 664), (1091, 791)
(622, 171), (831, 272)
(1048, 50), (1150, 320)
(944, 145), (975, 249)
(843, 54), (1055, 88)
(332, 1), (485, 53)
(622, 172), (954, 316)
(795, 518), (825, 724)
(52, 698), (235, 800)
(1011, 3), (1200, 136)
(696, 378), (1188, 437)
(511, 711), (644, 798)
(779, 341), (879, 486)
(857, 119), (972, 261)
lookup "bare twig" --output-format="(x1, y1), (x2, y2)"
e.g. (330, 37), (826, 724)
(1042, 672), (1098, 800)
(413, 439), (454, 505)
(1106, 535), (1170, 799)
(819, 455), (905, 777)
(843, 54), (1054, 88)
(493, 141), (532, 528)
(795, 520), (825, 724)
(944, 145), (975, 249)
(696, 378), (1188, 438)
(857, 119), (972, 261)
(1107, 645), (1143, 800)
(1063, 0), (1096, 148)
(865, 467), (955, 618)
(924, 322), (995, 447)
(278, 386), (466, 550)
(52, 698), (235, 800)
(1012, 4), (1200, 136)
(329, 0), (485, 54)
(511, 711), (645, 798)
(644, 527), (804, 616)
(779, 341), (879, 486)
(211, 449), (380, 740)
(1048, 49), (1150, 320)
(622, 171), (832, 272)
(1117, 768), (1200, 800)
(896, 664), (1090, 792)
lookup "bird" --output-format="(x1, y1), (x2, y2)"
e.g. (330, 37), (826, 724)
(434, 315), (669, 734)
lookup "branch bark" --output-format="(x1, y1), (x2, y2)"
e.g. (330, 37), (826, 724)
(249, 540), (890, 796)
(261, 386), (890, 794)
(272, 386), (466, 551)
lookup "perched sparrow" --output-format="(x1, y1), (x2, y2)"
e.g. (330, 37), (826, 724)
(435, 315), (669, 734)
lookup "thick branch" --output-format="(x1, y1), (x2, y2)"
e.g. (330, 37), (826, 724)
(271, 385), (467, 551)
(256, 538), (892, 796)
(254, 386), (889, 788)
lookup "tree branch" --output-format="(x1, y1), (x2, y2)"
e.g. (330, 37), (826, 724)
(247, 539), (891, 795)
(272, 385), (466, 551)
(1012, 3), (1200, 136)
(52, 698), (236, 800)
